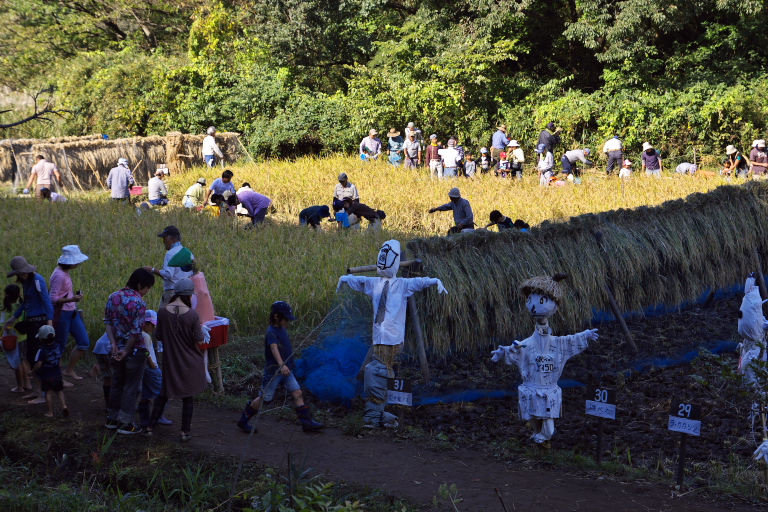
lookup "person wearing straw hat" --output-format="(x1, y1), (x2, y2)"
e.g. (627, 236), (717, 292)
(359, 129), (382, 161)
(428, 187), (475, 234)
(750, 140), (768, 178)
(25, 155), (63, 199)
(144, 226), (194, 308)
(147, 168), (170, 206)
(106, 158), (135, 201)
(5, 256), (54, 404)
(640, 142), (663, 177)
(387, 128), (404, 167)
(183, 177), (207, 209)
(202, 126), (225, 167)
(50, 245), (90, 381)
(490, 123), (510, 172)
(723, 144), (749, 178)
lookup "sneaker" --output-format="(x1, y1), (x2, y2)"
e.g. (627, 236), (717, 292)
(105, 419), (120, 429)
(142, 429), (154, 438)
(117, 423), (142, 435)
(157, 416), (174, 426)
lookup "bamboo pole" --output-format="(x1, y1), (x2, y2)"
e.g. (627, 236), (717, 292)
(347, 259), (420, 275)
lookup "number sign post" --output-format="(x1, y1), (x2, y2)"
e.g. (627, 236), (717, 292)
(668, 401), (702, 486)
(585, 387), (617, 465)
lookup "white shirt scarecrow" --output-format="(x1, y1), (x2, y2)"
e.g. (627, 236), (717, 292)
(736, 273), (768, 464)
(337, 240), (447, 427)
(491, 273), (598, 445)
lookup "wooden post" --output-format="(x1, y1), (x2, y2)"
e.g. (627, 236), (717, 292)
(676, 432), (688, 486)
(596, 417), (604, 465)
(209, 347), (224, 393)
(753, 250), (768, 318)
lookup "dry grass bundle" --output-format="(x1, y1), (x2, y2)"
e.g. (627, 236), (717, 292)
(408, 182), (768, 355)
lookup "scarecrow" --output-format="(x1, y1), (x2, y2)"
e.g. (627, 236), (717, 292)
(337, 240), (447, 428)
(491, 273), (598, 445)
(735, 273), (768, 463)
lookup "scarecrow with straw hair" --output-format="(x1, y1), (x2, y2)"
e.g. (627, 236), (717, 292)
(491, 273), (598, 446)
(337, 240), (448, 428)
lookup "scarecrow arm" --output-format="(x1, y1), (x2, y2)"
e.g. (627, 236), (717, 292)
(336, 275), (376, 295)
(491, 342), (521, 365)
(754, 440), (768, 463)
(404, 277), (447, 295)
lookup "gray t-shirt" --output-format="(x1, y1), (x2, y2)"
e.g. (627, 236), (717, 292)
(404, 139), (421, 159)
(675, 163), (695, 174)
(148, 176), (168, 200)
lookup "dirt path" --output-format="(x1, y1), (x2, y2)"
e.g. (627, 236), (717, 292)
(0, 370), (760, 512)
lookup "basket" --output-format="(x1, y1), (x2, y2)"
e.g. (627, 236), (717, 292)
(130, 186), (144, 195)
(2, 329), (18, 351)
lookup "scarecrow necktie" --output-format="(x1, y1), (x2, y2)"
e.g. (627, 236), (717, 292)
(375, 280), (390, 325)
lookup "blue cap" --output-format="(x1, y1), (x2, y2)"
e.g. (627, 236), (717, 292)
(536, 143), (547, 154)
(272, 301), (297, 321)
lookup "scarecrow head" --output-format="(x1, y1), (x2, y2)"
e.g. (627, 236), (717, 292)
(377, 240), (401, 279)
(738, 273), (767, 344)
(520, 273), (568, 324)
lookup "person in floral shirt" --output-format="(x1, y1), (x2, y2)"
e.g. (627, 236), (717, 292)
(104, 268), (155, 435)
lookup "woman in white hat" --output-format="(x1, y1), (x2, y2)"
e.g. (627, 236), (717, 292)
(749, 141), (767, 178)
(641, 142), (663, 177)
(50, 245), (90, 380)
(724, 144), (749, 178)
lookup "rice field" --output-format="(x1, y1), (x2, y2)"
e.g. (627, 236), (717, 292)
(0, 156), (739, 339)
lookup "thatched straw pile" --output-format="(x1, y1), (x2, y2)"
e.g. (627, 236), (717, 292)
(0, 132), (241, 189)
(407, 182), (768, 355)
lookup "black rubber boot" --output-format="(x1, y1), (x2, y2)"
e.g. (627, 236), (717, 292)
(237, 401), (259, 433)
(137, 399), (151, 428)
(296, 404), (324, 432)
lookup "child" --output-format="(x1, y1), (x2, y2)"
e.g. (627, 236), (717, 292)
(497, 150), (511, 178)
(514, 219), (531, 232)
(536, 144), (554, 186)
(2, 284), (30, 393)
(332, 204), (351, 229)
(137, 310), (173, 428)
(619, 159), (632, 178)
(203, 194), (225, 217)
(464, 153), (477, 178)
(478, 148), (493, 174)
(484, 210), (515, 231)
(236, 301), (324, 433)
(29, 325), (68, 418)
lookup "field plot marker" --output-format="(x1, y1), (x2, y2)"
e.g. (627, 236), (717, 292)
(585, 386), (617, 465)
(668, 401), (702, 486)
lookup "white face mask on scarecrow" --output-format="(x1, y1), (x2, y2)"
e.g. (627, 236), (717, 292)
(490, 273), (598, 447)
(377, 240), (401, 278)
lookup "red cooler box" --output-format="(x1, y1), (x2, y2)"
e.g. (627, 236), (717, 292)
(130, 186), (144, 195)
(204, 317), (229, 348)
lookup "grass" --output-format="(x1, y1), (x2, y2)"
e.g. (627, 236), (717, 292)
(0, 155), (738, 341)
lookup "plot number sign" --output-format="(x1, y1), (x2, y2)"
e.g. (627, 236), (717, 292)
(387, 378), (412, 406)
(585, 387), (617, 420)
(668, 402), (702, 436)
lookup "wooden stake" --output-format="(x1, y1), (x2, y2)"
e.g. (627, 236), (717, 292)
(677, 432), (688, 486)
(596, 417), (604, 465)
(753, 250), (768, 318)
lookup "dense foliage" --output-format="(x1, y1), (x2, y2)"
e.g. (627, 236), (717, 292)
(2, 0), (768, 157)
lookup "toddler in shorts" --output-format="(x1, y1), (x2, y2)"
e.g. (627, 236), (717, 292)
(29, 325), (68, 418)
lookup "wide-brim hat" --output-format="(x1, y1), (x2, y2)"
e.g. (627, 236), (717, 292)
(7, 256), (36, 277)
(448, 187), (461, 198)
(58, 245), (89, 266)
(759, 140), (766, 148)
(642, 142), (653, 151)
(497, 124), (507, 131)
(388, 129), (400, 137)
(508, 140), (519, 147)
(726, 144), (738, 155)
(369, 129), (378, 136)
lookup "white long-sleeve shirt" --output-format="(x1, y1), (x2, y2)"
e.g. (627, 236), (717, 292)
(159, 242), (194, 291)
(538, 151), (554, 172)
(603, 138), (623, 153)
(202, 135), (224, 158)
(510, 148), (525, 163)
(338, 275), (444, 346)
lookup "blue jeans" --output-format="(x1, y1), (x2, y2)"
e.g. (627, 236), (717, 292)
(141, 367), (162, 400)
(108, 350), (148, 424)
(56, 310), (90, 352)
(149, 198), (168, 206)
(261, 372), (300, 402)
(250, 207), (268, 225)
(204, 155), (216, 167)
(561, 155), (573, 174)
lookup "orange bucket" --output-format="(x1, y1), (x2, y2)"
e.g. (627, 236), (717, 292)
(2, 331), (17, 351)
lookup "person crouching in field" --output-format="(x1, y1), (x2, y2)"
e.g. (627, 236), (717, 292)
(236, 301), (324, 434)
(29, 325), (68, 418)
(344, 198), (385, 231)
(299, 205), (331, 229)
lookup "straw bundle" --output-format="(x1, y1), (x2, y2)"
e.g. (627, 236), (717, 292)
(408, 182), (768, 355)
(1, 132), (241, 189)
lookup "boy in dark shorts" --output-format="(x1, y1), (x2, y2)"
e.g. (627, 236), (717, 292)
(236, 301), (324, 433)
(29, 325), (68, 417)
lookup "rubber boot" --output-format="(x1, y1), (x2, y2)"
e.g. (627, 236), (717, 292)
(237, 401), (259, 433)
(137, 399), (151, 428)
(296, 404), (324, 432)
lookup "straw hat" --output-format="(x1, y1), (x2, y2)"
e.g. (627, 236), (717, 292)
(7, 256), (36, 277)
(520, 273), (568, 305)
(497, 124), (507, 131)
(726, 145), (738, 155)
(58, 245), (89, 266)
(642, 142), (653, 151)
(387, 128), (400, 137)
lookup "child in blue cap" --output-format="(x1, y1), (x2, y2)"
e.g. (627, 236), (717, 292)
(237, 301), (324, 433)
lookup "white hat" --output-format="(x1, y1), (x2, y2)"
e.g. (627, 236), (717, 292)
(447, 139), (456, 147)
(758, 140), (766, 148)
(642, 142), (653, 151)
(480, 147), (488, 153)
(369, 129), (378, 136)
(118, 157), (129, 166)
(430, 134), (437, 139)
(448, 187), (461, 198)
(207, 126), (216, 135)
(58, 245), (89, 266)
(407, 122), (415, 128)
(726, 144), (737, 155)
(508, 140), (519, 147)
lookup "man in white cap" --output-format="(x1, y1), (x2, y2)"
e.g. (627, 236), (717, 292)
(202, 126), (224, 167)
(183, 178), (207, 208)
(477, 147), (492, 173)
(359, 129), (382, 160)
(641, 142), (663, 177)
(724, 144), (749, 178)
(428, 188), (474, 234)
(750, 140), (768, 178)
(333, 173), (359, 206)
(438, 140), (462, 178)
(425, 134), (443, 178)
(106, 158), (135, 200)
(337, 240), (447, 427)
(147, 168), (169, 206)
(25, 155), (63, 199)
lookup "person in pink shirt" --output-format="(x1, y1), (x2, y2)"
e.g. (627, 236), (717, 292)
(25, 156), (63, 199)
(49, 245), (90, 380)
